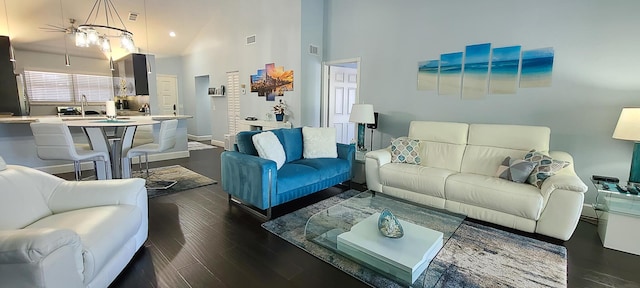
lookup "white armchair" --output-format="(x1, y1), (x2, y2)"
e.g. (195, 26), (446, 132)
(0, 156), (148, 288)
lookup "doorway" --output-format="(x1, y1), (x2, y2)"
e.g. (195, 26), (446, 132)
(156, 74), (178, 115)
(322, 58), (361, 145)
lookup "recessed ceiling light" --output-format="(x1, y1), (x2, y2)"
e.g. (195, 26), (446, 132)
(169, 31), (176, 37)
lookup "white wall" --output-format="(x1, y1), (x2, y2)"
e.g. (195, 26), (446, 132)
(324, 0), (640, 203)
(178, 0), (302, 138)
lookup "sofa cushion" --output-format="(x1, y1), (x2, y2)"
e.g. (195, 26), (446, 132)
(252, 131), (286, 169)
(524, 150), (570, 188)
(236, 130), (262, 156)
(272, 127), (303, 163)
(276, 163), (322, 194)
(25, 205), (142, 283)
(302, 127), (337, 158)
(445, 173), (543, 220)
(380, 163), (455, 199)
(408, 121), (468, 172)
(496, 156), (537, 183)
(390, 137), (421, 164)
(291, 158), (351, 180)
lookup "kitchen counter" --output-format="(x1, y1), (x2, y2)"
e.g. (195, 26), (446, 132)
(0, 114), (192, 124)
(0, 114), (193, 173)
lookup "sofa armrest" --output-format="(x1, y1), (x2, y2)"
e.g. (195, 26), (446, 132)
(0, 228), (81, 264)
(47, 178), (147, 214)
(365, 148), (392, 192)
(221, 151), (277, 210)
(541, 174), (588, 198)
(337, 143), (355, 178)
(0, 228), (84, 287)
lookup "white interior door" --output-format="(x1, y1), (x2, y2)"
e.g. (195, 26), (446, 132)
(157, 75), (178, 115)
(329, 66), (357, 144)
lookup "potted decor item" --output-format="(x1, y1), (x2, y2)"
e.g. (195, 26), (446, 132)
(273, 99), (287, 122)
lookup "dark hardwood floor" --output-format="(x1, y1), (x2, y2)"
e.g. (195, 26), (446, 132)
(59, 145), (640, 288)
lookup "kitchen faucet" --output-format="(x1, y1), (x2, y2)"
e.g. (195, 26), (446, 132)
(81, 94), (88, 117)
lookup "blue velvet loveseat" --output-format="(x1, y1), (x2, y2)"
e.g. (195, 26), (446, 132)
(221, 127), (354, 219)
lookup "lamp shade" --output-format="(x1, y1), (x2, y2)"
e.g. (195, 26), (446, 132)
(349, 104), (375, 124)
(613, 108), (640, 141)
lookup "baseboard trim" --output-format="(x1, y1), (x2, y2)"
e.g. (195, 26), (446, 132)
(582, 203), (597, 219)
(36, 151), (190, 174)
(210, 139), (224, 147)
(188, 134), (212, 141)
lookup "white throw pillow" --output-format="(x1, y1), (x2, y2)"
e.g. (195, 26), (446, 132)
(0, 156), (5, 171)
(302, 127), (338, 158)
(252, 131), (286, 169)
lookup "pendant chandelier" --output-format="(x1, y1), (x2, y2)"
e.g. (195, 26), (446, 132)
(74, 0), (135, 53)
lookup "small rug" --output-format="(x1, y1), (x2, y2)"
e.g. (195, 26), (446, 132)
(131, 165), (217, 198)
(262, 190), (567, 287)
(188, 141), (218, 151)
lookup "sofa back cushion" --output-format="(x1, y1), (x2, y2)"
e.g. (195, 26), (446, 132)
(272, 127), (303, 163)
(408, 121), (469, 172)
(461, 124), (551, 176)
(236, 130), (262, 156)
(236, 128), (303, 163)
(0, 164), (58, 229)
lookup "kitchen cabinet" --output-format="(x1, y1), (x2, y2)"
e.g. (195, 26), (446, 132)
(112, 53), (149, 96)
(0, 36), (21, 115)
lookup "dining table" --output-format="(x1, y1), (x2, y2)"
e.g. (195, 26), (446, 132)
(66, 118), (159, 179)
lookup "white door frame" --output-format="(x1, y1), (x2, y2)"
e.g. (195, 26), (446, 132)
(321, 57), (361, 127)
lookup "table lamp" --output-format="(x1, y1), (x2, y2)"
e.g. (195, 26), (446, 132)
(349, 104), (375, 151)
(612, 107), (640, 183)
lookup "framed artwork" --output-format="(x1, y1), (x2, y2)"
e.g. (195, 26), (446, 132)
(520, 47), (554, 88)
(438, 52), (463, 96)
(417, 60), (439, 91)
(250, 63), (294, 98)
(462, 43), (491, 99)
(490, 46), (522, 94)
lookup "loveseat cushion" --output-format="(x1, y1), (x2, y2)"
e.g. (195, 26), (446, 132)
(25, 205), (142, 283)
(445, 173), (543, 220)
(379, 163), (456, 199)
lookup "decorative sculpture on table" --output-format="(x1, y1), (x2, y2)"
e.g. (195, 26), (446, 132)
(378, 208), (404, 238)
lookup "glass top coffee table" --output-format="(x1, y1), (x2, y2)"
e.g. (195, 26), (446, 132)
(304, 191), (465, 287)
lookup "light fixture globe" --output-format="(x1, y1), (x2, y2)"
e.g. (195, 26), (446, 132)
(74, 0), (136, 55)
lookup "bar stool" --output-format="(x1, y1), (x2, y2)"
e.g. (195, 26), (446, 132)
(126, 119), (178, 189)
(30, 122), (112, 180)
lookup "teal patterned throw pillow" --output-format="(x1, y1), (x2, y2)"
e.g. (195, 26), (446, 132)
(496, 156), (537, 183)
(391, 137), (421, 164)
(524, 150), (570, 188)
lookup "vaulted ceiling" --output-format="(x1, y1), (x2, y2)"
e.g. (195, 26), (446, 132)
(1, 0), (218, 60)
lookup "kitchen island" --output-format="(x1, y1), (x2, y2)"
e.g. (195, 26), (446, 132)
(0, 115), (192, 174)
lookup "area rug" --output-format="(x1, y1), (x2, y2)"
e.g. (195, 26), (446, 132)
(131, 165), (217, 198)
(262, 190), (567, 288)
(188, 141), (218, 151)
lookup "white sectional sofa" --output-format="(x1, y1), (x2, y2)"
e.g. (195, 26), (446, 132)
(365, 121), (587, 241)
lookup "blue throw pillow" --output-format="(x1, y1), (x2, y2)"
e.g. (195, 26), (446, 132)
(236, 130), (262, 156)
(274, 127), (303, 163)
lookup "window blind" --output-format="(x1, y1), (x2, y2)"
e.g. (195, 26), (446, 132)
(24, 70), (115, 103)
(227, 71), (240, 135)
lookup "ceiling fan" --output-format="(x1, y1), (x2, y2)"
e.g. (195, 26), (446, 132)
(40, 18), (79, 35)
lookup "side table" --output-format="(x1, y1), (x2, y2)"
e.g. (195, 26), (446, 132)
(352, 151), (366, 185)
(591, 179), (640, 255)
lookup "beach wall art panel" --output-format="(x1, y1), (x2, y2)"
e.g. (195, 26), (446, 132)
(462, 43), (491, 100)
(519, 47), (554, 88)
(489, 45), (522, 94)
(417, 60), (439, 91)
(438, 52), (463, 96)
